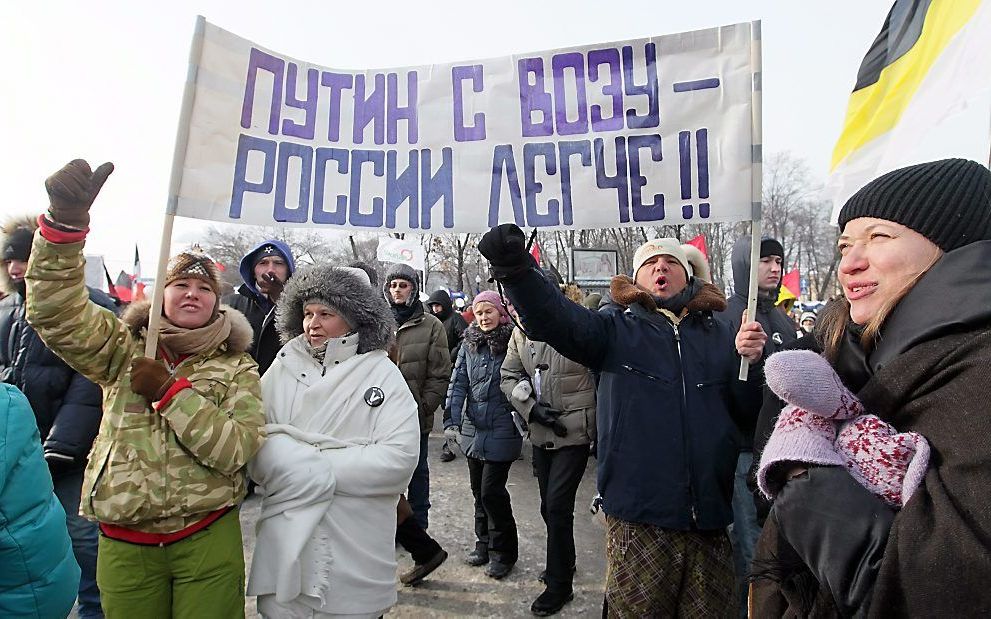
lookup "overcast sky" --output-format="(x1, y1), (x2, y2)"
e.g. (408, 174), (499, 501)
(3, 0), (895, 276)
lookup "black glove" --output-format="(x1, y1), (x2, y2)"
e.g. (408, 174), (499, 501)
(478, 224), (534, 280)
(772, 466), (895, 617)
(45, 159), (115, 230)
(44, 450), (79, 478)
(530, 402), (568, 437)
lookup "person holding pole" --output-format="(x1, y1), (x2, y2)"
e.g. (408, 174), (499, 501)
(717, 234), (795, 616)
(479, 225), (766, 616)
(25, 159), (265, 618)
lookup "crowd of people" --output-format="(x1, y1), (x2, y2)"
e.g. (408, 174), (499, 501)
(1, 155), (989, 619)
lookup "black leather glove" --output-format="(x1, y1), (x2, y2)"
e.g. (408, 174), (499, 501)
(478, 224), (534, 280)
(530, 402), (568, 437)
(772, 466), (895, 617)
(45, 159), (115, 230)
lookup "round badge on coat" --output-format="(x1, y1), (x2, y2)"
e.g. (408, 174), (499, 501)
(364, 387), (385, 407)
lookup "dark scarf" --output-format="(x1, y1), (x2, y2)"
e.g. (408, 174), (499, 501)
(392, 302), (417, 326)
(652, 278), (704, 315)
(463, 322), (513, 356)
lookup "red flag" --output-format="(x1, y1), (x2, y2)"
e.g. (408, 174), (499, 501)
(781, 268), (800, 297)
(530, 240), (542, 265)
(685, 234), (708, 260)
(114, 270), (133, 302)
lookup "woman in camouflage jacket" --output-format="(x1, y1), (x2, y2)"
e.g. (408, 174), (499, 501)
(25, 159), (265, 618)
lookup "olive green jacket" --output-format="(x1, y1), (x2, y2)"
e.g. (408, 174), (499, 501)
(501, 328), (596, 450)
(25, 232), (265, 533)
(395, 306), (451, 433)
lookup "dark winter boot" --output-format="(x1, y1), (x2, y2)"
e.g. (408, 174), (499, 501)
(485, 559), (515, 579)
(530, 587), (574, 616)
(464, 543), (489, 566)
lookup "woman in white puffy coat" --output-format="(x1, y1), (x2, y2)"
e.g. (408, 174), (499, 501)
(247, 266), (420, 618)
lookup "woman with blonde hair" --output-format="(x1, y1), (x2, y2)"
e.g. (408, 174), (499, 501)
(751, 158), (991, 617)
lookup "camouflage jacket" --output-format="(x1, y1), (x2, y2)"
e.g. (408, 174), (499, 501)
(25, 232), (265, 533)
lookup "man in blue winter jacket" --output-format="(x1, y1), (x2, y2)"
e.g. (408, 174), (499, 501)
(479, 224), (767, 617)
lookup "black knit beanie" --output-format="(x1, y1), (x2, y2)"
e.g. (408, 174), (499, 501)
(838, 158), (991, 252)
(1, 227), (33, 262)
(760, 238), (783, 259)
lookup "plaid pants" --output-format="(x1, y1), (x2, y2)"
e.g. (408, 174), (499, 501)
(605, 515), (734, 618)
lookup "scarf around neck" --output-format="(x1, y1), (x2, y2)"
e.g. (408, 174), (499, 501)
(392, 302), (417, 326)
(157, 310), (232, 358)
(463, 322), (513, 356)
(653, 277), (704, 316)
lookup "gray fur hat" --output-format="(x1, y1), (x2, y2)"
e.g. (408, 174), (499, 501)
(383, 263), (420, 307)
(276, 265), (395, 354)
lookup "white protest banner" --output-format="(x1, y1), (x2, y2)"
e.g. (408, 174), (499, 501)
(172, 19), (758, 233)
(376, 236), (426, 271)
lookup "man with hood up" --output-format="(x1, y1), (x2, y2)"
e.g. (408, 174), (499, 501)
(221, 239), (295, 375)
(384, 264), (451, 530)
(718, 234), (796, 616)
(426, 289), (468, 463)
(0, 215), (117, 619)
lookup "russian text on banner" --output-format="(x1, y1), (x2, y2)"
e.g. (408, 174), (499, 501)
(173, 21), (756, 233)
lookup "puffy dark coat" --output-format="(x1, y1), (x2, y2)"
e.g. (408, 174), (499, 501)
(502, 268), (762, 531)
(0, 288), (117, 474)
(394, 303), (451, 433)
(220, 239), (296, 375)
(446, 324), (522, 462)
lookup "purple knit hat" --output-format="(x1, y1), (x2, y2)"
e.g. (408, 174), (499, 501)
(471, 290), (511, 324)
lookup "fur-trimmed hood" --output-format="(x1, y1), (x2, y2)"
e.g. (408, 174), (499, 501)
(120, 300), (254, 354)
(609, 275), (727, 314)
(0, 215), (38, 295)
(276, 265), (395, 354)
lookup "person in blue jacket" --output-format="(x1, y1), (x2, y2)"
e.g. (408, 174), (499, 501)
(0, 383), (80, 619)
(444, 290), (522, 581)
(479, 225), (767, 617)
(221, 239), (296, 375)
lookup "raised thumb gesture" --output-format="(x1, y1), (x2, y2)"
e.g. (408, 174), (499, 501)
(45, 159), (114, 229)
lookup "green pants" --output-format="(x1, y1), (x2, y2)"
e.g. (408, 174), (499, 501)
(96, 509), (246, 619)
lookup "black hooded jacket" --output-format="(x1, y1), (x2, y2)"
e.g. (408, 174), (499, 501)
(220, 239), (296, 375)
(426, 289), (467, 357)
(0, 289), (118, 474)
(718, 235), (797, 449)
